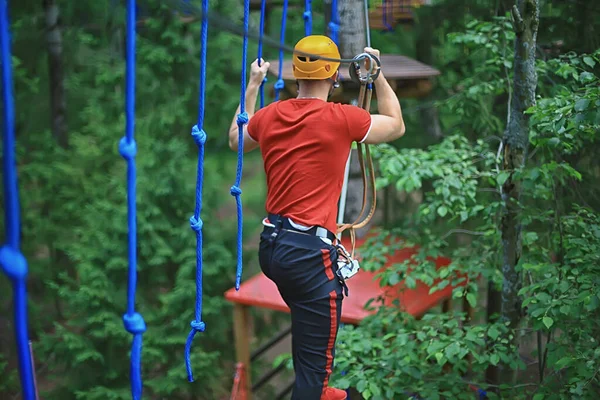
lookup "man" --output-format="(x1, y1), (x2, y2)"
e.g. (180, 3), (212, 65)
(228, 35), (405, 400)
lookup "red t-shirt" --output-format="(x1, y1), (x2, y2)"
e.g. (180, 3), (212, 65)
(247, 98), (372, 234)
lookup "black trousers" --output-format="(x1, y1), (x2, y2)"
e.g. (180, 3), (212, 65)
(258, 215), (345, 400)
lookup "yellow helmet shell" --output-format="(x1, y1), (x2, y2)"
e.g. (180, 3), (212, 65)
(292, 35), (341, 80)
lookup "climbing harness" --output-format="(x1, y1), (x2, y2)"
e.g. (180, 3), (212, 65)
(120, 1), (147, 398)
(336, 53), (381, 261)
(0, 1), (37, 399)
(184, 0), (209, 383)
(231, 0), (251, 291)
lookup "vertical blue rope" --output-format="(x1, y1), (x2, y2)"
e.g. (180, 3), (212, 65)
(232, 0), (250, 291)
(184, 0), (209, 382)
(328, 0), (339, 45)
(0, 1), (36, 399)
(303, 0), (312, 36)
(119, 1), (146, 399)
(274, 0), (287, 101)
(257, 0), (267, 109)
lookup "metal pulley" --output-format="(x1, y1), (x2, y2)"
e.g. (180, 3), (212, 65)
(348, 52), (381, 85)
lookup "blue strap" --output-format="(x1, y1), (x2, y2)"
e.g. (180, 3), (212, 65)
(328, 0), (339, 45)
(0, 2), (36, 399)
(184, 0), (209, 383)
(232, 0), (250, 291)
(120, 1), (147, 399)
(257, 0), (267, 109)
(303, 0), (312, 36)
(274, 0), (288, 101)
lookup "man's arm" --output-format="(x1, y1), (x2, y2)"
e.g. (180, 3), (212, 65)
(362, 48), (406, 145)
(228, 59), (270, 152)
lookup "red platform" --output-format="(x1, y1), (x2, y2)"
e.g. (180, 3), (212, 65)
(225, 234), (461, 325)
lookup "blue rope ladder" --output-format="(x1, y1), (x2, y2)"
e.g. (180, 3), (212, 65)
(274, 0), (288, 101)
(0, 1), (36, 399)
(184, 0), (209, 383)
(257, 0), (267, 109)
(303, 0), (312, 36)
(119, 1), (147, 399)
(231, 0), (251, 291)
(328, 0), (340, 45)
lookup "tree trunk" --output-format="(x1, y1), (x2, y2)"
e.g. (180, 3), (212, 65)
(498, 0), (539, 385)
(337, 0), (367, 58)
(44, 0), (68, 148)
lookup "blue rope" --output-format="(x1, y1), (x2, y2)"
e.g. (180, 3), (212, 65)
(120, 1), (147, 399)
(0, 1), (36, 399)
(257, 0), (267, 109)
(184, 0), (209, 382)
(303, 0), (312, 36)
(274, 0), (288, 101)
(383, 0), (394, 32)
(232, 0), (250, 291)
(328, 0), (340, 45)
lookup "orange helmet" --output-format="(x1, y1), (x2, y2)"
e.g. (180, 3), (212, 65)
(292, 35), (341, 80)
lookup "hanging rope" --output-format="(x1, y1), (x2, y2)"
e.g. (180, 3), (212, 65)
(337, 55), (380, 259)
(119, 1), (147, 399)
(383, 0), (394, 32)
(232, 0), (251, 290)
(303, 0), (312, 36)
(184, 0), (209, 382)
(274, 0), (288, 101)
(257, 0), (267, 109)
(0, 2), (36, 399)
(328, 0), (340, 45)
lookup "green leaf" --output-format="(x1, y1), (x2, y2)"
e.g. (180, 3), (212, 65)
(490, 354), (500, 366)
(574, 98), (590, 112)
(437, 205), (448, 217)
(533, 393), (545, 400)
(466, 293), (477, 308)
(583, 56), (596, 68)
(542, 316), (554, 329)
(497, 171), (510, 186)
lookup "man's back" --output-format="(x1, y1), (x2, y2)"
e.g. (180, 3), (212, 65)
(248, 98), (371, 233)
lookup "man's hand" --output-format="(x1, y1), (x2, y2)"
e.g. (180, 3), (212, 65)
(363, 47), (381, 74)
(249, 58), (270, 88)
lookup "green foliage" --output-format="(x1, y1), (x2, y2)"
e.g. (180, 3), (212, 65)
(331, 11), (600, 400)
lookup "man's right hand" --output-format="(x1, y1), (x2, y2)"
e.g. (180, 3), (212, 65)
(249, 58), (270, 88)
(363, 47), (381, 74)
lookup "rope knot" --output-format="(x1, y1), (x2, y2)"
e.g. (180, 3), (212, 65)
(191, 125), (207, 146)
(230, 185), (242, 196)
(122, 312), (147, 334)
(303, 11), (312, 21)
(118, 136), (137, 159)
(236, 112), (249, 125)
(274, 79), (285, 90)
(189, 215), (203, 233)
(0, 245), (28, 281)
(190, 320), (206, 332)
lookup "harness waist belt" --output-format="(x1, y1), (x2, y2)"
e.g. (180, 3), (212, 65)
(266, 214), (336, 241)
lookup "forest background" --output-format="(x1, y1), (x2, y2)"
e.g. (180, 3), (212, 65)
(0, 0), (599, 399)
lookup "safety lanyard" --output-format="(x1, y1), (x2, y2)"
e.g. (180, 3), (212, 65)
(336, 53), (381, 258)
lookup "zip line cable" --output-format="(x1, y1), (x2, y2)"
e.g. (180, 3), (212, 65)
(158, 0), (375, 64)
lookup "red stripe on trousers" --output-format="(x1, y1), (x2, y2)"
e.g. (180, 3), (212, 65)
(321, 289), (338, 394)
(321, 248), (334, 280)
